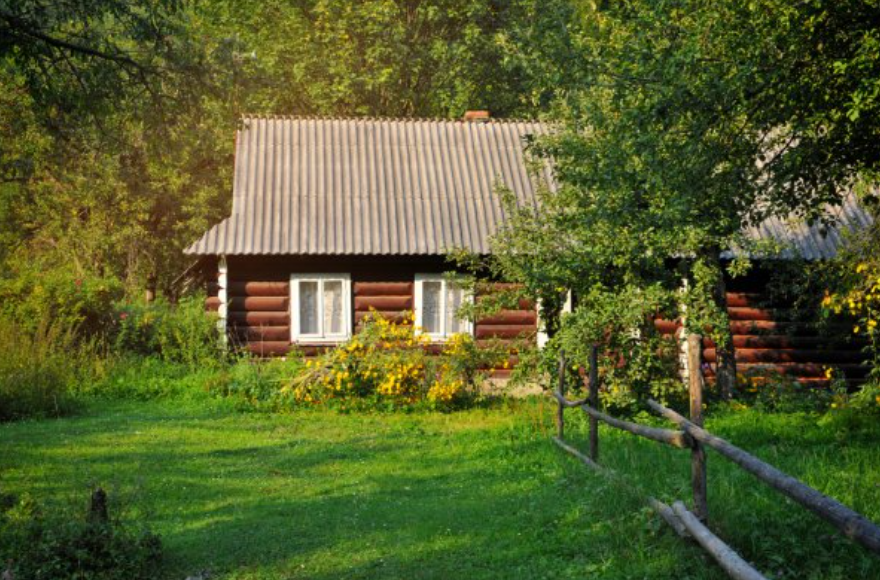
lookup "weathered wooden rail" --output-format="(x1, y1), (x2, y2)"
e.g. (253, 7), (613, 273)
(552, 336), (880, 580)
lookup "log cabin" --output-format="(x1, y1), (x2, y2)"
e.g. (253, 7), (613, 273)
(186, 114), (872, 385)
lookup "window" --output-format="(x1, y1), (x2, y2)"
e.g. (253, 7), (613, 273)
(290, 274), (351, 341)
(414, 274), (472, 339)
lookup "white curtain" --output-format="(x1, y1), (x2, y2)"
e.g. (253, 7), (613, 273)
(445, 284), (464, 334)
(422, 281), (442, 333)
(323, 280), (343, 335)
(299, 281), (319, 334)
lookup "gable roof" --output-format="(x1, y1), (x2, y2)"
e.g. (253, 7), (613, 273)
(185, 116), (872, 259)
(185, 116), (549, 256)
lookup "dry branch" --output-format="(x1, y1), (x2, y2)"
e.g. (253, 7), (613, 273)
(648, 399), (880, 555)
(671, 502), (768, 580)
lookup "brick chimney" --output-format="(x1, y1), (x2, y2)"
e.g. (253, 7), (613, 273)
(463, 110), (490, 122)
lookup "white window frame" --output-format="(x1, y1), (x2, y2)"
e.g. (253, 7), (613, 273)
(413, 274), (473, 341)
(290, 274), (352, 342)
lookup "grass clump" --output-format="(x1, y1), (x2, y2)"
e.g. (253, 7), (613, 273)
(0, 492), (162, 580)
(0, 317), (104, 421)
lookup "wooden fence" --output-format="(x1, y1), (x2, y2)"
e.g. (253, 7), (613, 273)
(552, 335), (880, 580)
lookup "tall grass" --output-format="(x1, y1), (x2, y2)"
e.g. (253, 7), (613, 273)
(0, 318), (105, 421)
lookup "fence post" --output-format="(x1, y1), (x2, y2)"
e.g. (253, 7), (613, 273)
(556, 350), (566, 439)
(588, 344), (599, 462)
(688, 334), (708, 521)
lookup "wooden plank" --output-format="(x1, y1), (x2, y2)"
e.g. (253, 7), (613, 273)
(725, 293), (763, 307)
(708, 335), (858, 349)
(671, 502), (769, 580)
(727, 307), (778, 321)
(475, 325), (536, 339)
(688, 334), (708, 522)
(704, 348), (867, 364)
(353, 282), (413, 296)
(354, 295), (413, 311)
(653, 319), (682, 334)
(227, 281), (289, 296)
(550, 391), (691, 449)
(233, 326), (291, 341)
(228, 311), (289, 326)
(648, 399), (880, 555)
(703, 362), (871, 378)
(477, 310), (538, 326)
(228, 296), (289, 312)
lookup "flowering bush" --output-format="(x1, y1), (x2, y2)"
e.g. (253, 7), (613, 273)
(822, 260), (880, 370)
(285, 311), (503, 410)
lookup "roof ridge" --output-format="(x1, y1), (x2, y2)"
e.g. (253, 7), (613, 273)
(237, 114), (542, 124)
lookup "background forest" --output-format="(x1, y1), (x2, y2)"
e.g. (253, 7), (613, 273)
(1, 0), (880, 416)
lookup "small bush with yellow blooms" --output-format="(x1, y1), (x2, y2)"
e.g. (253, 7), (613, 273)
(284, 311), (507, 411)
(822, 254), (880, 388)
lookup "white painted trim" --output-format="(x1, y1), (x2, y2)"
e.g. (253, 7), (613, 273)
(217, 256), (228, 345)
(290, 273), (352, 343)
(414, 273), (473, 341)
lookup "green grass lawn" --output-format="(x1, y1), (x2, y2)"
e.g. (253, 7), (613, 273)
(1, 398), (878, 579)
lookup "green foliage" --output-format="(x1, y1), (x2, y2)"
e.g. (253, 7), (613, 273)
(289, 312), (505, 411)
(491, 0), (880, 397)
(540, 284), (686, 415)
(0, 263), (122, 335)
(209, 355), (307, 411)
(0, 494), (162, 580)
(820, 215), (880, 375)
(735, 370), (832, 414)
(113, 295), (224, 367)
(0, 317), (106, 421)
(78, 357), (219, 402)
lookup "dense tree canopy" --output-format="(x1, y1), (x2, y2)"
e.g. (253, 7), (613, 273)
(0, 0), (576, 322)
(491, 0), (880, 394)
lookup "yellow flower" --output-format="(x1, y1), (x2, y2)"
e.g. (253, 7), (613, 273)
(856, 263), (868, 273)
(853, 325), (860, 334)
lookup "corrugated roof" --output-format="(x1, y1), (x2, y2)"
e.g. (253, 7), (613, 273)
(185, 116), (550, 256)
(728, 193), (873, 260)
(185, 116), (872, 259)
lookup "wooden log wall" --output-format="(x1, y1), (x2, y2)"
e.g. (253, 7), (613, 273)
(203, 257), (541, 371)
(474, 287), (537, 378)
(354, 282), (413, 327)
(654, 291), (869, 388)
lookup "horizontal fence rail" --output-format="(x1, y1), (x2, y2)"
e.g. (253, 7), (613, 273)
(647, 398), (880, 555)
(551, 390), (692, 449)
(550, 335), (880, 580)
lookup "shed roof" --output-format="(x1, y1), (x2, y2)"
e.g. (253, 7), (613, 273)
(185, 116), (872, 259)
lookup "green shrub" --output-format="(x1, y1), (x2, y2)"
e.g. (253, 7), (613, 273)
(0, 317), (103, 421)
(287, 312), (506, 411)
(80, 356), (221, 401)
(538, 285), (685, 416)
(209, 355), (307, 411)
(735, 369), (830, 413)
(0, 494), (161, 580)
(114, 295), (223, 367)
(0, 263), (122, 337)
